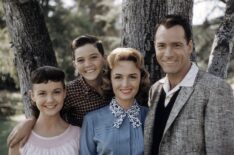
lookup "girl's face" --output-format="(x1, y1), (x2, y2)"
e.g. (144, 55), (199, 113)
(111, 61), (141, 107)
(31, 81), (66, 118)
(73, 44), (104, 85)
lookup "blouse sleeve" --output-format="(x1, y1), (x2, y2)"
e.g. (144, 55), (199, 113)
(79, 114), (96, 155)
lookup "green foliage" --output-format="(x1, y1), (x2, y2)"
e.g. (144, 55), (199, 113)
(44, 0), (121, 80)
(0, 119), (18, 155)
(0, 27), (19, 89)
(79, 0), (121, 54)
(0, 2), (18, 89)
(0, 91), (23, 154)
(0, 2), (6, 29)
(0, 0), (121, 86)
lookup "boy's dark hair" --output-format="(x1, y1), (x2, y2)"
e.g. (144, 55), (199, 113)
(30, 66), (65, 118)
(155, 15), (192, 43)
(71, 34), (104, 60)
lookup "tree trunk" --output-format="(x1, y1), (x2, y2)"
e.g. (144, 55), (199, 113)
(167, 0), (193, 21)
(167, 0), (196, 62)
(207, 0), (234, 78)
(121, 0), (194, 83)
(121, 0), (165, 83)
(2, 0), (57, 117)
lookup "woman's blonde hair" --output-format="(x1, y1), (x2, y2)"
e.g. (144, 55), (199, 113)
(102, 47), (150, 105)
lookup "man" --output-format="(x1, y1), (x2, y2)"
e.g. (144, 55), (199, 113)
(144, 15), (234, 155)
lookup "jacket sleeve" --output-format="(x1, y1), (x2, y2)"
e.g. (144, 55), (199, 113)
(79, 114), (96, 155)
(205, 80), (234, 154)
(147, 82), (161, 108)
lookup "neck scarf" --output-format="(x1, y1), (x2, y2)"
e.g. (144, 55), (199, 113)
(109, 98), (142, 128)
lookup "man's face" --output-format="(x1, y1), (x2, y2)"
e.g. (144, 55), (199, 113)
(155, 25), (192, 79)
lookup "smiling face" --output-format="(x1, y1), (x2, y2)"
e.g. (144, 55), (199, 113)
(155, 25), (192, 81)
(31, 81), (66, 118)
(73, 44), (104, 85)
(111, 61), (141, 108)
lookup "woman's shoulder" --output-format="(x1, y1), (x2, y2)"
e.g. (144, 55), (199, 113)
(139, 105), (148, 116)
(85, 105), (110, 118)
(139, 104), (148, 111)
(81, 105), (115, 129)
(82, 105), (113, 126)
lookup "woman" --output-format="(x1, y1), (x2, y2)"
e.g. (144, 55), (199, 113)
(9, 66), (80, 155)
(7, 35), (111, 147)
(80, 47), (150, 155)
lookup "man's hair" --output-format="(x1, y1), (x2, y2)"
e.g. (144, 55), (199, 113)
(155, 15), (192, 43)
(70, 34), (104, 60)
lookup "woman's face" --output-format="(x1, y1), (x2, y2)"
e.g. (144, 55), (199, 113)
(111, 61), (141, 107)
(73, 44), (104, 84)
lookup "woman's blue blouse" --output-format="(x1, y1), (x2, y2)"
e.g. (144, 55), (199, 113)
(79, 100), (148, 155)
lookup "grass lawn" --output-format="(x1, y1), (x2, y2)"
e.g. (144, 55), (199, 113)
(0, 90), (23, 155)
(0, 117), (18, 155)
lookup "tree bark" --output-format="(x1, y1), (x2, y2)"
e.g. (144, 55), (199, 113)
(121, 0), (194, 83)
(2, 0), (57, 117)
(167, 0), (196, 61)
(207, 0), (234, 78)
(121, 0), (165, 83)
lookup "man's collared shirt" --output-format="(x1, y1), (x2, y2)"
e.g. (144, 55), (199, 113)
(159, 63), (199, 107)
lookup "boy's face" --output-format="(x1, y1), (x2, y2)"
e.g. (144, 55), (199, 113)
(73, 44), (104, 85)
(31, 81), (66, 117)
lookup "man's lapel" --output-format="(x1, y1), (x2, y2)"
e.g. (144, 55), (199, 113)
(144, 84), (163, 154)
(163, 87), (194, 135)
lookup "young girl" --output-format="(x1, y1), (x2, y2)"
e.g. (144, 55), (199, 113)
(9, 66), (80, 155)
(80, 47), (150, 155)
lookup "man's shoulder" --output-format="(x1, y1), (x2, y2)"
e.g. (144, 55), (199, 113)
(196, 70), (229, 88)
(151, 79), (163, 88)
(197, 70), (220, 80)
(191, 70), (234, 97)
(150, 79), (163, 92)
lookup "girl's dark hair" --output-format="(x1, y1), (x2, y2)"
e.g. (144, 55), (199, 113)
(31, 66), (65, 87)
(71, 34), (104, 60)
(30, 66), (65, 118)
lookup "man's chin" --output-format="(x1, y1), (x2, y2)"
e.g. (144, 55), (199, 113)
(162, 68), (177, 74)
